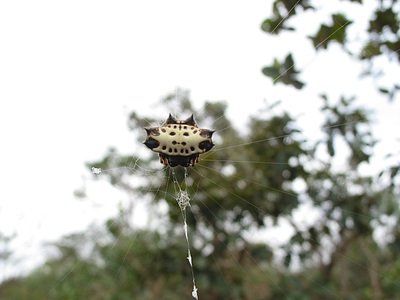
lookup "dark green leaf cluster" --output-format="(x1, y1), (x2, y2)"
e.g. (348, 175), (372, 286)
(262, 54), (305, 89)
(321, 95), (374, 166)
(261, 0), (400, 99)
(261, 0), (314, 34)
(309, 14), (352, 49)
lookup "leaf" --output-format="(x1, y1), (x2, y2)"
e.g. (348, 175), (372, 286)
(322, 225), (331, 236)
(378, 87), (390, 94)
(360, 41), (382, 59)
(284, 53), (295, 67)
(278, 0), (314, 15)
(378, 85), (399, 101)
(261, 0), (314, 34)
(327, 136), (335, 157)
(369, 8), (399, 34)
(261, 66), (281, 79)
(262, 54), (305, 89)
(261, 16), (294, 34)
(390, 166), (400, 179)
(284, 252), (292, 267)
(385, 40), (400, 61)
(250, 244), (273, 261)
(292, 79), (305, 89)
(309, 13), (352, 49)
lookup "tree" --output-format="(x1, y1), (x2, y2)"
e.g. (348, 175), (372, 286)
(260, 0), (400, 298)
(261, 0), (400, 101)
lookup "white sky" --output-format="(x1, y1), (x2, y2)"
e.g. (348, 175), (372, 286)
(0, 0), (399, 279)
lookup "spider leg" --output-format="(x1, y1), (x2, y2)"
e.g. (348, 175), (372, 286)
(159, 154), (169, 166)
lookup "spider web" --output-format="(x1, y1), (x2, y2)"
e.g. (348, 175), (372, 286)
(67, 98), (388, 300)
(44, 81), (399, 300)
(40, 95), (398, 299)
(171, 168), (198, 300)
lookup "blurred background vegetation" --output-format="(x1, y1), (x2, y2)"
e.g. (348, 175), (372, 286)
(1, 1), (399, 299)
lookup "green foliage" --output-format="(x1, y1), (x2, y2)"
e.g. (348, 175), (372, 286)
(309, 13), (352, 49)
(261, 0), (314, 34)
(262, 54), (305, 89)
(360, 41), (382, 59)
(1, 93), (400, 299)
(260, 15), (294, 35)
(0, 223), (279, 300)
(369, 8), (399, 35)
(3, 90), (391, 299)
(321, 95), (374, 166)
(261, 0), (400, 97)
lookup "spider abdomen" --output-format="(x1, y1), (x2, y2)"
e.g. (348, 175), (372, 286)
(143, 114), (215, 167)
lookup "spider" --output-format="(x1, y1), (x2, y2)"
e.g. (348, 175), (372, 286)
(143, 114), (215, 167)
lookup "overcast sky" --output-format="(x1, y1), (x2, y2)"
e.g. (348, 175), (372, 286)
(1, 0), (399, 279)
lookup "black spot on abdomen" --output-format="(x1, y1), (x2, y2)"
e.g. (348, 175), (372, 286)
(199, 140), (214, 152)
(144, 137), (159, 150)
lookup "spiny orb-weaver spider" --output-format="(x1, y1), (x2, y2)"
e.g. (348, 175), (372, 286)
(143, 114), (215, 167)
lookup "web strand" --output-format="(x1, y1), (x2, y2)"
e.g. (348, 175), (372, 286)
(209, 118), (360, 154)
(171, 168), (199, 300)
